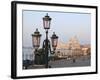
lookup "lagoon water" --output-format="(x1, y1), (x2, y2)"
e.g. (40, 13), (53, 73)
(22, 47), (35, 61)
(22, 47), (51, 61)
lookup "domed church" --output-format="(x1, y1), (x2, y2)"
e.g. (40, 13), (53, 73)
(55, 36), (82, 58)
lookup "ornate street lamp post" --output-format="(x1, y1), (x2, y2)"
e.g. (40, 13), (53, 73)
(42, 13), (51, 68)
(32, 13), (58, 68)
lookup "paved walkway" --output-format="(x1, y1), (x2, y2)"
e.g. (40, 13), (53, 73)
(26, 56), (90, 69)
(49, 56), (90, 68)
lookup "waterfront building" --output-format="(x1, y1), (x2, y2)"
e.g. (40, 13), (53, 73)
(55, 36), (88, 58)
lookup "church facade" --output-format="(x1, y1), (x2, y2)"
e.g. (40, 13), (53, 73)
(55, 36), (90, 58)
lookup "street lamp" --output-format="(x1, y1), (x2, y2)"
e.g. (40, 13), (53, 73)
(43, 13), (58, 68)
(51, 32), (58, 52)
(43, 13), (52, 29)
(32, 28), (41, 50)
(32, 13), (58, 68)
(32, 29), (41, 64)
(42, 13), (52, 68)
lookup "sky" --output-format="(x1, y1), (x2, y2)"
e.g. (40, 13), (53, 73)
(22, 10), (91, 47)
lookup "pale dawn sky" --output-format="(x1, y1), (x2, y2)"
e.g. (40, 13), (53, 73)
(22, 10), (91, 47)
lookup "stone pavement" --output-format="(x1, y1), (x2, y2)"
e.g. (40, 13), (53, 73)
(26, 56), (90, 69)
(49, 56), (90, 68)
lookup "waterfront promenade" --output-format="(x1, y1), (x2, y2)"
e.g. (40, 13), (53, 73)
(26, 55), (90, 69)
(49, 56), (90, 68)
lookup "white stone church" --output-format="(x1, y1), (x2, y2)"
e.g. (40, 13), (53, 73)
(55, 36), (90, 58)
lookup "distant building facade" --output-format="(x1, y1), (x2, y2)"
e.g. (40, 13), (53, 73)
(81, 45), (91, 56)
(55, 36), (90, 58)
